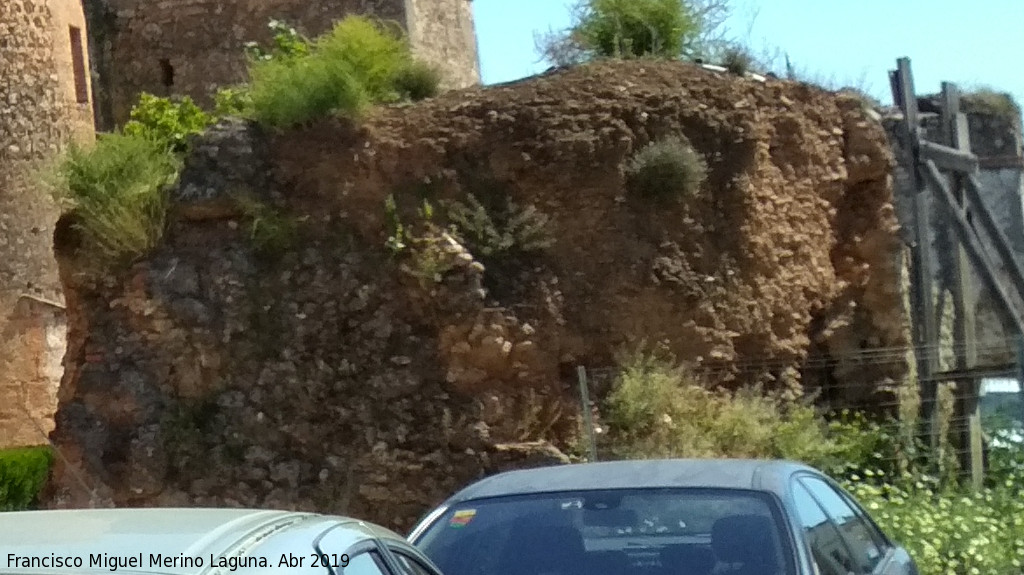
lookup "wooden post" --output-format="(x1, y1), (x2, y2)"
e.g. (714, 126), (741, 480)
(892, 58), (941, 450)
(576, 366), (598, 462)
(940, 83), (983, 489)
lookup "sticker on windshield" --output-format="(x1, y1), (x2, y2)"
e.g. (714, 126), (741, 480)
(449, 509), (477, 528)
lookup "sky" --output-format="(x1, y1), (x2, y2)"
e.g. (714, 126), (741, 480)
(471, 0), (1024, 107)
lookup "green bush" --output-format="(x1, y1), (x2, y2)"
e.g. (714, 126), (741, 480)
(568, 0), (700, 59)
(54, 132), (180, 262)
(394, 60), (443, 101)
(445, 194), (554, 260)
(245, 16), (436, 127)
(0, 447), (53, 511)
(122, 93), (213, 153)
(624, 136), (707, 200)
(248, 53), (369, 127)
(602, 351), (838, 461)
(316, 17), (412, 103)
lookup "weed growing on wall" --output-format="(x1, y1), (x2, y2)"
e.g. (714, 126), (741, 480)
(0, 446), (53, 511)
(444, 194), (554, 261)
(234, 196), (298, 258)
(53, 133), (180, 263)
(245, 16), (442, 127)
(624, 135), (707, 200)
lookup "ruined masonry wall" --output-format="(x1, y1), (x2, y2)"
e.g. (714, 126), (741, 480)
(89, 0), (480, 128)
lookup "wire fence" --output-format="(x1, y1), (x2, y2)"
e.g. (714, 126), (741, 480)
(573, 336), (1024, 484)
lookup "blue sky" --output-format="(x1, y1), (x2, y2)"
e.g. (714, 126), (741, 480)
(472, 0), (1024, 106)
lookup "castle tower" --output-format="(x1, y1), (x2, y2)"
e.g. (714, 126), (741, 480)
(84, 0), (482, 130)
(0, 0), (95, 447)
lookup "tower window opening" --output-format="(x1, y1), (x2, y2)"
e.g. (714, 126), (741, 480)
(69, 26), (89, 103)
(160, 58), (174, 88)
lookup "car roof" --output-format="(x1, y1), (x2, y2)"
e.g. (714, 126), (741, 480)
(443, 458), (817, 504)
(0, 508), (404, 575)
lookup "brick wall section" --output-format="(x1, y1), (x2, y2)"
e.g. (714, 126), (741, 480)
(87, 0), (481, 128)
(0, 297), (66, 448)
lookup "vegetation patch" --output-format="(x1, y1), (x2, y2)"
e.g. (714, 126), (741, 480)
(52, 133), (180, 264)
(235, 196), (299, 257)
(242, 16), (442, 127)
(444, 194), (554, 261)
(601, 350), (1024, 575)
(0, 446), (53, 511)
(624, 135), (707, 200)
(962, 88), (1022, 122)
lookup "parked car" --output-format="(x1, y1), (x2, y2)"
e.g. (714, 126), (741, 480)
(408, 459), (918, 575)
(2, 508), (442, 575)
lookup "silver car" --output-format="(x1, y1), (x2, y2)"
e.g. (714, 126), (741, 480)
(409, 459), (919, 575)
(2, 508), (443, 575)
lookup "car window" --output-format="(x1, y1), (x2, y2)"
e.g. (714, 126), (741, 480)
(345, 551), (391, 575)
(799, 477), (884, 573)
(792, 481), (857, 575)
(389, 550), (436, 575)
(414, 488), (793, 575)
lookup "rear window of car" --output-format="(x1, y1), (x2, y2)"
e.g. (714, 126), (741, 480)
(414, 488), (794, 575)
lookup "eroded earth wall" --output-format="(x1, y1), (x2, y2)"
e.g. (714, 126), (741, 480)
(45, 61), (906, 529)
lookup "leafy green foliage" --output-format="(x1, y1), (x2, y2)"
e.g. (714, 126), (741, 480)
(54, 133), (180, 263)
(244, 16), (443, 127)
(0, 447), (53, 511)
(624, 136), (707, 200)
(122, 93), (213, 153)
(213, 86), (253, 117)
(445, 194), (554, 260)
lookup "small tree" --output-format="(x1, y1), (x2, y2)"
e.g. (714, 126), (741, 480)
(536, 0), (730, 64)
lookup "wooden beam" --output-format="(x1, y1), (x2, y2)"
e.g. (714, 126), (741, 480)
(924, 159), (1024, 337)
(941, 82), (983, 490)
(894, 58), (940, 448)
(964, 173), (1024, 298)
(919, 140), (980, 174)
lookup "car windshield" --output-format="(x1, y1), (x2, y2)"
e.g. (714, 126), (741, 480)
(414, 488), (793, 575)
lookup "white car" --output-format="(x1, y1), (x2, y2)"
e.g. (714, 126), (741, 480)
(2, 508), (442, 575)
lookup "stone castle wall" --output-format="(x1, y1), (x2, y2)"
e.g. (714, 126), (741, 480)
(85, 0), (481, 129)
(0, 0), (93, 447)
(0, 297), (66, 448)
(406, 0), (480, 90)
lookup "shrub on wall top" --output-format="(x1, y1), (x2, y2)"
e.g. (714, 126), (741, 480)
(245, 16), (443, 127)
